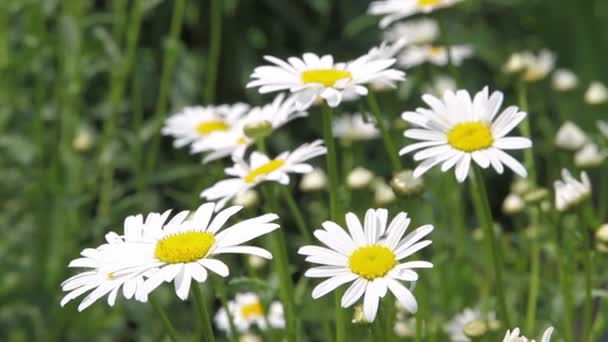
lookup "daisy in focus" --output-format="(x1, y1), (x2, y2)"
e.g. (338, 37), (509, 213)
(383, 18), (439, 46)
(298, 208), (433, 322)
(553, 169), (591, 212)
(214, 292), (284, 333)
(398, 44), (474, 69)
(503, 326), (554, 342)
(190, 94), (307, 162)
(333, 113), (380, 142)
(400, 87), (532, 182)
(162, 103), (250, 149)
(369, 0), (463, 28)
(201, 140), (327, 210)
(247, 53), (405, 110)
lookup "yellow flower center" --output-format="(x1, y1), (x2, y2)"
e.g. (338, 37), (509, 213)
(240, 301), (264, 319)
(428, 46), (445, 56)
(196, 120), (229, 135)
(349, 245), (397, 280)
(418, 0), (442, 6)
(447, 122), (494, 152)
(244, 159), (286, 183)
(237, 136), (248, 145)
(154, 231), (215, 264)
(301, 69), (352, 87)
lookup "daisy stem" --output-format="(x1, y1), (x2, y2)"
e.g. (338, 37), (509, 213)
(372, 305), (386, 341)
(212, 278), (239, 342)
(204, 0), (222, 104)
(366, 93), (403, 172)
(149, 296), (181, 342)
(281, 186), (313, 243)
(552, 212), (575, 342)
(525, 206), (541, 334)
(469, 166), (511, 327)
(517, 80), (537, 185)
(321, 105), (348, 342)
(192, 284), (216, 342)
(580, 202), (596, 342)
(438, 13), (461, 86)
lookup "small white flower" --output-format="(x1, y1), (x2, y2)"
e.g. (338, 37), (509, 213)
(502, 193), (525, 215)
(201, 141), (327, 210)
(299, 208), (434, 322)
(551, 69), (578, 91)
(333, 113), (379, 142)
(214, 293), (284, 333)
(445, 308), (495, 342)
(191, 95), (307, 163)
(554, 169), (591, 212)
(521, 50), (556, 82)
(384, 18), (439, 46)
(585, 81), (608, 105)
(374, 180), (397, 205)
(300, 168), (328, 192)
(575, 143), (607, 168)
(369, 0), (463, 28)
(347, 167), (375, 189)
(73, 128), (95, 152)
(400, 87), (532, 182)
(232, 189), (260, 208)
(162, 103), (250, 149)
(503, 326), (554, 342)
(424, 75), (457, 97)
(554, 121), (587, 151)
(398, 45), (473, 69)
(247, 53), (405, 110)
(503, 52), (528, 74)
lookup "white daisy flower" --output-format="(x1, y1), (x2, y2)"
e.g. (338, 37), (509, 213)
(398, 45), (474, 69)
(585, 81), (608, 105)
(521, 50), (556, 82)
(298, 208), (434, 322)
(201, 140), (327, 210)
(369, 0), (463, 28)
(400, 87), (532, 182)
(162, 103), (250, 149)
(554, 169), (592, 212)
(214, 292), (284, 333)
(424, 74), (457, 97)
(445, 308), (495, 342)
(333, 113), (380, 142)
(191, 94), (307, 163)
(60, 211), (183, 311)
(575, 143), (607, 169)
(551, 69), (578, 92)
(503, 326), (554, 342)
(384, 18), (439, 46)
(554, 121), (587, 151)
(247, 53), (405, 110)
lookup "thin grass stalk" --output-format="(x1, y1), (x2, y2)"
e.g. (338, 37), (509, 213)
(552, 213), (575, 342)
(150, 296), (182, 342)
(517, 80), (537, 185)
(525, 206), (541, 333)
(366, 93), (402, 172)
(581, 202), (596, 342)
(281, 186), (313, 243)
(438, 13), (461, 85)
(204, 0), (222, 104)
(212, 278), (239, 342)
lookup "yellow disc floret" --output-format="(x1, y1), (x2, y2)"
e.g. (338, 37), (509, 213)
(240, 301), (264, 319)
(154, 231), (215, 264)
(447, 122), (494, 152)
(418, 0), (442, 6)
(301, 69), (352, 87)
(244, 159), (286, 183)
(349, 245), (397, 280)
(196, 120), (229, 135)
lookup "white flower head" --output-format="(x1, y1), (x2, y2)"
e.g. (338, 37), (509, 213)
(191, 94), (307, 163)
(551, 69), (578, 91)
(369, 0), (463, 28)
(398, 45), (473, 69)
(162, 103), (250, 150)
(554, 169), (592, 212)
(374, 180), (397, 205)
(201, 140), (327, 210)
(333, 113), (380, 142)
(299, 208), (434, 322)
(400, 87), (532, 182)
(247, 53), (405, 110)
(503, 326), (554, 342)
(554, 121), (587, 151)
(575, 143), (607, 169)
(445, 308), (495, 342)
(384, 18), (439, 46)
(585, 81), (608, 105)
(503, 52), (528, 74)
(300, 168), (328, 192)
(347, 167), (375, 189)
(214, 292), (284, 333)
(424, 74), (457, 97)
(521, 50), (556, 82)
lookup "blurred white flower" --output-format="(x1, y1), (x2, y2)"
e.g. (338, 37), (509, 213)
(247, 255), (267, 270)
(299, 208), (434, 322)
(299, 168), (327, 192)
(347, 167), (375, 189)
(391, 169), (425, 196)
(554, 169), (591, 212)
(398, 45), (473, 69)
(598, 120), (608, 138)
(369, 0), (463, 28)
(201, 141), (326, 210)
(502, 193), (525, 215)
(239, 333), (262, 342)
(73, 128), (95, 151)
(575, 143), (607, 168)
(503, 52), (528, 74)
(247, 53), (405, 110)
(445, 308), (495, 342)
(596, 224), (608, 244)
(333, 113), (379, 142)
(554, 121), (587, 151)
(214, 293), (284, 333)
(232, 189), (260, 208)
(424, 74), (457, 97)
(383, 18), (439, 45)
(502, 326), (554, 342)
(521, 50), (556, 82)
(374, 179), (397, 205)
(551, 69), (578, 91)
(584, 81), (608, 105)
(401, 87), (532, 182)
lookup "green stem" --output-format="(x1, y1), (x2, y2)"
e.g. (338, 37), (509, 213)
(525, 207), (541, 333)
(598, 164), (608, 221)
(517, 81), (537, 185)
(192, 284), (216, 342)
(281, 186), (313, 243)
(438, 13), (461, 85)
(581, 203), (596, 342)
(204, 0), (222, 104)
(150, 297), (181, 342)
(372, 304), (386, 341)
(212, 278), (238, 342)
(552, 213), (575, 342)
(366, 93), (402, 172)
(469, 166), (511, 327)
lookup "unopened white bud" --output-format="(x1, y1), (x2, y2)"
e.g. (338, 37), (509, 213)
(575, 143), (607, 169)
(555, 121), (587, 151)
(585, 81), (608, 105)
(552, 69), (578, 92)
(299, 168), (327, 192)
(373, 180), (396, 205)
(73, 128), (95, 151)
(347, 167), (375, 189)
(502, 193), (525, 215)
(232, 190), (259, 208)
(247, 255), (267, 270)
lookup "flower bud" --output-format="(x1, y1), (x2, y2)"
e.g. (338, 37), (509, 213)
(373, 180), (396, 205)
(596, 224), (608, 244)
(502, 193), (525, 215)
(394, 321), (414, 338)
(232, 190), (259, 208)
(463, 320), (487, 338)
(299, 168), (327, 192)
(555, 121), (587, 151)
(73, 128), (95, 152)
(575, 143), (607, 169)
(551, 69), (578, 92)
(243, 120), (273, 140)
(247, 255), (267, 270)
(391, 169), (424, 196)
(523, 188), (549, 204)
(585, 81), (608, 105)
(347, 167), (374, 189)
(239, 333), (262, 342)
